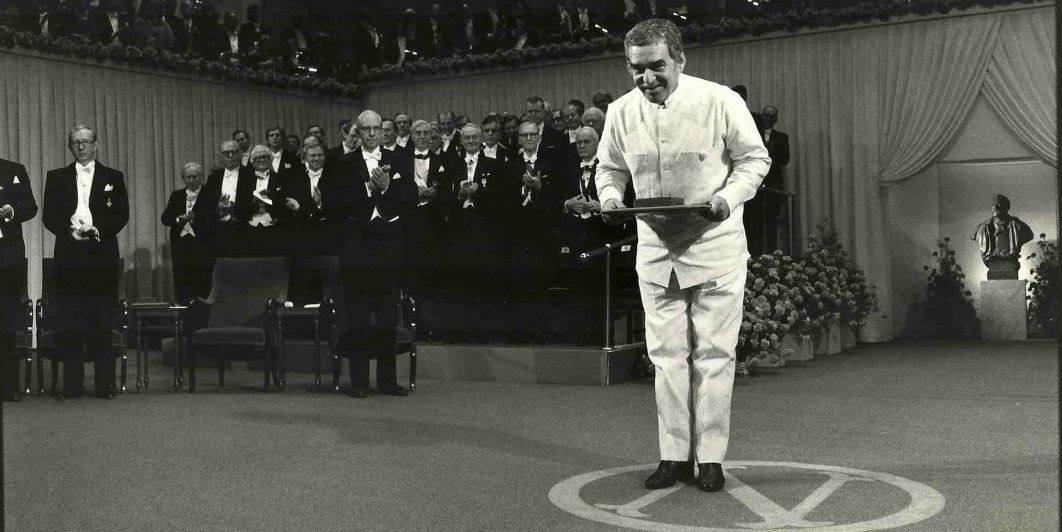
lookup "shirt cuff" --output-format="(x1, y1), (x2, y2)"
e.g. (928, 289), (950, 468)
(598, 186), (624, 207)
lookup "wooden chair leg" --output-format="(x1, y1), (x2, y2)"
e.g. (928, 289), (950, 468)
(119, 353), (127, 394)
(22, 354), (31, 396)
(332, 353), (341, 393)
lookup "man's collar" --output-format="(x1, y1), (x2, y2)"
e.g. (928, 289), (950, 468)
(361, 146), (382, 157)
(414, 148), (430, 156)
(522, 148), (538, 160)
(75, 160), (96, 172)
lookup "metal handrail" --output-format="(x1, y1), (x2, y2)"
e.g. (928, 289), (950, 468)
(578, 234), (638, 349)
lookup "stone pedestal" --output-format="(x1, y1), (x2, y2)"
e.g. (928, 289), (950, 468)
(980, 280), (1027, 341)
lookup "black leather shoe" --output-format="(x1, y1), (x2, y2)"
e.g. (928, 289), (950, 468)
(349, 387), (368, 399)
(645, 460), (694, 489)
(696, 463), (725, 492)
(378, 385), (408, 397)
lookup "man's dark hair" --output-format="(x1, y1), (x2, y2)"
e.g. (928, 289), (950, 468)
(232, 128), (248, 139)
(381, 118), (396, 127)
(731, 85), (749, 100)
(567, 99), (586, 115)
(338, 118), (351, 129)
(624, 18), (684, 62)
(525, 95), (545, 107)
(266, 126), (285, 138)
(481, 114), (501, 127)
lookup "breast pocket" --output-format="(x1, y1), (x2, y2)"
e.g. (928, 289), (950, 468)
(674, 143), (728, 204)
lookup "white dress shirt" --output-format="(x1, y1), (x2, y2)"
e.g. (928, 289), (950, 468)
(228, 31), (239, 53)
(520, 150), (539, 206)
(307, 168), (323, 208)
(270, 149), (283, 173)
(249, 171), (274, 227)
(568, 128), (580, 143)
(362, 148), (383, 220)
(595, 73), (770, 289)
(396, 135), (410, 148)
(482, 144), (499, 159)
(441, 131), (454, 153)
(462, 152), (479, 209)
(72, 161), (95, 229)
(413, 149), (431, 190)
(180, 188), (198, 237)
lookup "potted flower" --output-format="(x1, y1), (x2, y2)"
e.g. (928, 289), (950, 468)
(738, 253), (799, 370)
(1026, 233), (1058, 338)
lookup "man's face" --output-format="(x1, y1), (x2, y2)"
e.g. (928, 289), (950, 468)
(548, 110), (565, 132)
(338, 122), (350, 139)
(575, 130), (598, 160)
(182, 169), (204, 191)
(302, 136), (320, 152)
(219, 141), (240, 169)
(284, 135), (300, 153)
(518, 124), (540, 153)
(251, 152), (272, 172)
(358, 115), (382, 150)
(381, 121), (397, 145)
(626, 40), (684, 105)
(564, 105), (582, 130)
(583, 113), (603, 134)
(482, 121), (501, 146)
(395, 115), (411, 136)
(438, 113), (455, 136)
(503, 119), (519, 140)
(234, 132), (251, 151)
(430, 130), (442, 152)
(266, 129), (284, 151)
(461, 128), (482, 154)
(412, 125), (432, 151)
(223, 12), (238, 31)
(524, 101), (545, 124)
(308, 126), (324, 142)
(68, 129), (97, 165)
(761, 108), (778, 129)
(305, 147), (325, 171)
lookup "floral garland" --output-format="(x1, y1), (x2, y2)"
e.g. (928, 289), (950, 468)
(0, 26), (359, 98)
(358, 0), (1045, 82)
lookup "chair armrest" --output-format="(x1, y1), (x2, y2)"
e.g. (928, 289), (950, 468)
(183, 297), (212, 332)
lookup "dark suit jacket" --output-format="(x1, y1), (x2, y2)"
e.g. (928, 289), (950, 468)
(445, 153), (505, 268)
(352, 24), (384, 70)
(238, 22), (266, 58)
(189, 15), (226, 59)
(42, 162), (128, 271)
(160, 187), (214, 245)
(415, 15), (451, 58)
(203, 165), (255, 227)
(236, 170), (285, 225)
(331, 150), (418, 270)
(0, 159), (37, 268)
(761, 129), (790, 190)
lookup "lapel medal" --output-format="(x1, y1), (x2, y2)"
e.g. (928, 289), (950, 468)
(107, 198), (113, 208)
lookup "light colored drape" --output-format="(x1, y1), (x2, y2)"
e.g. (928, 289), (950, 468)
(982, 10), (1058, 167)
(362, 4), (1055, 343)
(0, 50), (360, 303)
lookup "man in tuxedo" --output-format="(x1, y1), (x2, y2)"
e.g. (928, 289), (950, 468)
(333, 110), (417, 398)
(42, 125), (129, 399)
(277, 143), (332, 303)
(563, 100), (586, 144)
(236, 144), (286, 257)
(161, 162), (214, 303)
(0, 156), (36, 401)
(221, 11), (241, 57)
(188, 2), (225, 59)
(746, 105), (791, 254)
(352, 14), (383, 72)
(232, 129), (252, 166)
(203, 140), (254, 257)
(380, 118), (412, 157)
(238, 4), (267, 62)
(265, 126), (299, 174)
(417, 2), (452, 59)
(307, 124), (325, 149)
(730, 85), (762, 129)
(444, 124), (505, 342)
(403, 120), (450, 339)
(326, 122), (360, 163)
(525, 96), (568, 152)
(394, 114), (413, 150)
(436, 111), (461, 159)
(480, 114), (511, 165)
(582, 106), (606, 137)
(504, 120), (563, 342)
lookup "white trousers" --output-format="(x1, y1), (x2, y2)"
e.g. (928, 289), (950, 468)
(639, 266), (746, 463)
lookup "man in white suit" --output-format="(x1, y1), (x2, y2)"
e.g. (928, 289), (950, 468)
(597, 18), (770, 492)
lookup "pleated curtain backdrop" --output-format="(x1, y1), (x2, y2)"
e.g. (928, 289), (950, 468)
(0, 50), (360, 303)
(361, 4), (1056, 342)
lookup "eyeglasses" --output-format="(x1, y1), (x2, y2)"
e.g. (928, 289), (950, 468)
(69, 140), (95, 148)
(220, 150), (239, 156)
(518, 133), (539, 138)
(358, 126), (382, 133)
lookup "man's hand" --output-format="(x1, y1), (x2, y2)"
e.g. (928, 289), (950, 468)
(284, 198), (300, 212)
(459, 181), (478, 200)
(522, 171), (542, 192)
(600, 198), (627, 226)
(0, 204), (13, 220)
(177, 212), (193, 223)
(700, 195), (731, 222)
(370, 167), (390, 193)
(586, 199), (601, 214)
(564, 196), (584, 214)
(71, 225), (99, 242)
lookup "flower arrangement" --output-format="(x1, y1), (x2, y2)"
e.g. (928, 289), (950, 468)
(814, 224), (879, 328)
(738, 252), (800, 369)
(920, 238), (979, 338)
(1026, 233), (1058, 338)
(0, 26), (359, 98)
(798, 234), (843, 332)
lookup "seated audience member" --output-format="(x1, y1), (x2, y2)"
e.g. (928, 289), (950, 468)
(394, 114), (413, 149)
(572, 0), (600, 40)
(510, 14), (530, 50)
(203, 140), (253, 256)
(564, 100), (586, 144)
(161, 162), (214, 303)
(235, 144), (284, 256)
(383, 14), (413, 67)
(548, 1), (575, 41)
(417, 2), (452, 59)
(582, 106), (605, 137)
(307, 124), (325, 148)
(327, 121), (359, 162)
(233, 129), (252, 166)
(284, 134), (301, 158)
(480, 115), (511, 165)
(265, 126), (299, 174)
(452, 3), (479, 55)
(188, 3), (225, 59)
(591, 90), (613, 113)
(380, 118), (412, 156)
(238, 4), (268, 62)
(444, 124), (506, 342)
(352, 14), (384, 72)
(280, 14), (313, 59)
(89, 0), (125, 43)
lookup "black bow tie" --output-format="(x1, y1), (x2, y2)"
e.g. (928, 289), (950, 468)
(414, 153), (430, 159)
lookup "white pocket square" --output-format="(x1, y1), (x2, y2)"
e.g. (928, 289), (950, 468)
(387, 215), (400, 223)
(104, 184), (114, 191)
(12, 176), (19, 184)
(392, 172), (402, 180)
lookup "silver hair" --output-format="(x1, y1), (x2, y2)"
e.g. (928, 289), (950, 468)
(575, 126), (599, 142)
(411, 119), (431, 131)
(460, 123), (482, 136)
(68, 124), (96, 143)
(582, 107), (605, 122)
(249, 144), (272, 159)
(182, 162), (204, 175)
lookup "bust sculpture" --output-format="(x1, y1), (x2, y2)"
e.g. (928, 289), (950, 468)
(971, 194), (1034, 279)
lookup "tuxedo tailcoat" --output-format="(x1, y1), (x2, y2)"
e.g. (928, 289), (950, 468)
(161, 186), (216, 302)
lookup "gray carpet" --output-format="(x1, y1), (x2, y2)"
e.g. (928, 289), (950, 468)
(4, 340), (1058, 531)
